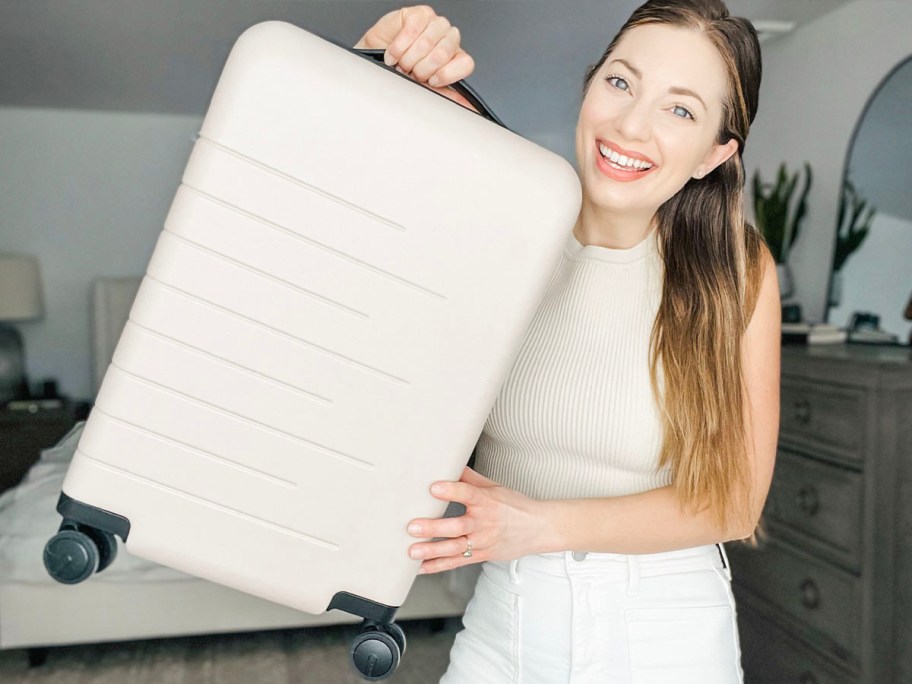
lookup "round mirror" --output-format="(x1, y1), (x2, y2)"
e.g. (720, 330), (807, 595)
(826, 56), (912, 345)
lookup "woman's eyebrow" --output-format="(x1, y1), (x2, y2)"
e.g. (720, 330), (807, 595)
(608, 58), (708, 111)
(608, 58), (641, 78)
(668, 86), (707, 110)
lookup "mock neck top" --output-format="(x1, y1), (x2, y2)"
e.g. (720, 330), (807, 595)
(473, 229), (671, 500)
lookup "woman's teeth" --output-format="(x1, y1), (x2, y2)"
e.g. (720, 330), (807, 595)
(598, 143), (653, 171)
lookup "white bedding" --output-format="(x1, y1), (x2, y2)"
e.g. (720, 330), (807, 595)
(0, 423), (191, 585)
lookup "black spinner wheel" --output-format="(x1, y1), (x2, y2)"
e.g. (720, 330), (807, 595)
(83, 527), (118, 573)
(381, 622), (406, 658)
(350, 620), (405, 681)
(43, 529), (99, 584)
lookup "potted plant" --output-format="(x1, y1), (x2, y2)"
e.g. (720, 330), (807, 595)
(829, 179), (876, 307)
(752, 162), (813, 298)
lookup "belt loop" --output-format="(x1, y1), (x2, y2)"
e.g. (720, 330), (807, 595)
(509, 558), (521, 585)
(626, 554), (640, 596)
(716, 544), (732, 580)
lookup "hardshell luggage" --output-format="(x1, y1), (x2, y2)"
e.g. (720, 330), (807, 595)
(43, 21), (580, 679)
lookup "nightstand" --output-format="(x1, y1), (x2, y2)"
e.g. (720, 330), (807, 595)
(0, 399), (90, 494)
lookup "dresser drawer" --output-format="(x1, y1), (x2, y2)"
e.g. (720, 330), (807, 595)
(728, 540), (862, 662)
(739, 605), (856, 684)
(779, 380), (867, 463)
(766, 450), (863, 569)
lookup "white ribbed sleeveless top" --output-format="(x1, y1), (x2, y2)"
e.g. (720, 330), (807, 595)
(474, 230), (672, 500)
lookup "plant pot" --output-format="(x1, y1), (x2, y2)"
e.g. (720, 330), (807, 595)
(776, 263), (794, 299)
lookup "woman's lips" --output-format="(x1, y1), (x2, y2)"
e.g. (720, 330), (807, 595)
(594, 140), (657, 182)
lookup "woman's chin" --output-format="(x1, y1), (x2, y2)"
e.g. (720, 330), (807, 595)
(581, 188), (656, 219)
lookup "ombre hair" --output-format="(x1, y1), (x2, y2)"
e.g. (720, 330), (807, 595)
(584, 0), (766, 531)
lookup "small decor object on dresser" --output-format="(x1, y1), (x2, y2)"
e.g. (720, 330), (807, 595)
(726, 345), (912, 684)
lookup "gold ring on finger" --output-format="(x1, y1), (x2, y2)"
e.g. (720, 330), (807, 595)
(461, 536), (473, 558)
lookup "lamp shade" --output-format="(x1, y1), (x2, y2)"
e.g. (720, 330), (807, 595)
(0, 253), (44, 321)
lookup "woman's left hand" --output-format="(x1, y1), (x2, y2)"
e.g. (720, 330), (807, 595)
(407, 467), (549, 574)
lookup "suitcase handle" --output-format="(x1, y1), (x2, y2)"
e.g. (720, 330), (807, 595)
(353, 48), (506, 128)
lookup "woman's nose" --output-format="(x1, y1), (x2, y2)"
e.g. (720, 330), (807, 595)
(615, 100), (651, 142)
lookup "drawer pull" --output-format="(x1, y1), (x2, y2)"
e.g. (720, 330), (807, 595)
(800, 579), (820, 609)
(796, 485), (820, 516)
(798, 672), (818, 684)
(793, 398), (812, 424)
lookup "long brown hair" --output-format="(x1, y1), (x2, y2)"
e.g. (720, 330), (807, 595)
(584, 0), (766, 530)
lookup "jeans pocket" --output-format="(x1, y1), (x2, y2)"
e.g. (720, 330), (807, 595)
(443, 565), (521, 684)
(625, 603), (741, 684)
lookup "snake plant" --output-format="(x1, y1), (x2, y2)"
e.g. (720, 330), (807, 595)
(752, 162), (813, 264)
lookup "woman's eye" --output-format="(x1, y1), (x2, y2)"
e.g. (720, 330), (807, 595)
(672, 105), (694, 120)
(606, 76), (630, 92)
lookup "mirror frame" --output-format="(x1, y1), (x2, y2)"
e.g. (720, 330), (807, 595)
(824, 53), (912, 327)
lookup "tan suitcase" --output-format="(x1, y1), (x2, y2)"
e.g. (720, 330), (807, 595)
(43, 21), (580, 679)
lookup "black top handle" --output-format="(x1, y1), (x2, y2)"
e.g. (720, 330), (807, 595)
(353, 48), (506, 129)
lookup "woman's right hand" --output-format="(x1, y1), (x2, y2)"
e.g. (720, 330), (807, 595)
(355, 6), (475, 100)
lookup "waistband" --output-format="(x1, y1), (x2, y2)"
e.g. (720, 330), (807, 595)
(487, 544), (730, 586)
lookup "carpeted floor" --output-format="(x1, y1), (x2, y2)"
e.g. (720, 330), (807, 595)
(0, 618), (461, 684)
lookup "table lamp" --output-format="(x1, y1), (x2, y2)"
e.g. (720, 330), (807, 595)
(0, 253), (45, 404)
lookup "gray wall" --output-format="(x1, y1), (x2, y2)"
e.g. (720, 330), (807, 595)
(0, 108), (201, 398)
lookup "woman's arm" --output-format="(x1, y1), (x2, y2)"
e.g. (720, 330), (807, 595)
(408, 252), (781, 573)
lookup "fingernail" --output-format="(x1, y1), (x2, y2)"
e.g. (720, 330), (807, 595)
(431, 483), (444, 495)
(384, 52), (396, 67)
(428, 76), (439, 87)
(409, 547), (424, 559)
(417, 567), (427, 574)
(408, 523), (422, 535)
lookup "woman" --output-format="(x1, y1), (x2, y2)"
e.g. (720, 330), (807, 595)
(357, 1), (780, 681)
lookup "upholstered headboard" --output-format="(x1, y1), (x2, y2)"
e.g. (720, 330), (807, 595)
(91, 277), (141, 395)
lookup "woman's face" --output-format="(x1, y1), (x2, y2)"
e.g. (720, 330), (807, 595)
(575, 23), (739, 220)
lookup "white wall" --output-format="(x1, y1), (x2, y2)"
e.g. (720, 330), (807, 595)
(0, 108), (202, 398)
(744, 0), (912, 323)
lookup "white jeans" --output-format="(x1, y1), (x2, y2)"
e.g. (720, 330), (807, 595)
(439, 544), (743, 684)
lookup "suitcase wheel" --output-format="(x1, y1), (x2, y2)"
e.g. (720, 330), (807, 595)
(43, 521), (119, 584)
(85, 526), (118, 573)
(350, 621), (407, 681)
(43, 529), (100, 584)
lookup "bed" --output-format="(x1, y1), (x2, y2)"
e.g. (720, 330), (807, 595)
(0, 277), (477, 653)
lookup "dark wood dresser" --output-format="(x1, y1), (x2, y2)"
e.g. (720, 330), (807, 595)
(727, 344), (912, 684)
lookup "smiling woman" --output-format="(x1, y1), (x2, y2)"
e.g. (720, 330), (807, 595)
(575, 22), (739, 239)
(355, 1), (779, 682)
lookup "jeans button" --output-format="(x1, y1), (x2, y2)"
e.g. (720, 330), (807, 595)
(571, 551), (588, 562)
